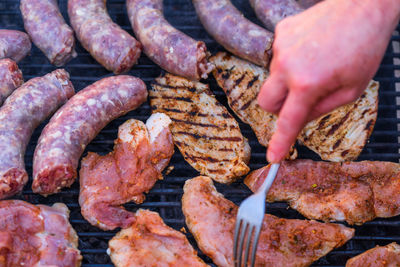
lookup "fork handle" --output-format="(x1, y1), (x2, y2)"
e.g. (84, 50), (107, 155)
(256, 163), (280, 195)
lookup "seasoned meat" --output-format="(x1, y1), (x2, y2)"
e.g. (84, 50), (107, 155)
(182, 176), (354, 267)
(79, 114), (174, 230)
(245, 160), (400, 225)
(150, 73), (250, 183)
(108, 209), (208, 267)
(211, 52), (378, 162)
(346, 243), (400, 267)
(0, 200), (81, 266)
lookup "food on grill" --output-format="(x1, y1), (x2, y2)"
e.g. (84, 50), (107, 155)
(0, 200), (82, 266)
(192, 0), (273, 67)
(346, 243), (400, 266)
(211, 52), (378, 162)
(0, 29), (31, 62)
(245, 160), (400, 225)
(249, 0), (303, 31)
(126, 0), (214, 81)
(150, 73), (250, 184)
(20, 0), (77, 66)
(0, 69), (74, 200)
(68, 0), (141, 74)
(108, 209), (208, 267)
(32, 75), (147, 196)
(80, 114), (174, 230)
(298, 0), (323, 8)
(0, 58), (23, 106)
(182, 176), (354, 267)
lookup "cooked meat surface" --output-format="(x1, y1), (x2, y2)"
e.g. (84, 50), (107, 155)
(150, 73), (250, 183)
(182, 176), (354, 267)
(108, 209), (208, 267)
(79, 113), (174, 230)
(245, 160), (400, 225)
(0, 200), (81, 266)
(346, 243), (400, 267)
(210, 52), (378, 162)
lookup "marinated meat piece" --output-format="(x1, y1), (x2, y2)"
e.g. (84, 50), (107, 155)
(0, 30), (31, 62)
(0, 59), (23, 106)
(211, 52), (378, 162)
(346, 243), (400, 266)
(0, 200), (81, 267)
(245, 160), (400, 225)
(108, 209), (208, 267)
(182, 176), (354, 267)
(150, 73), (250, 184)
(79, 114), (174, 230)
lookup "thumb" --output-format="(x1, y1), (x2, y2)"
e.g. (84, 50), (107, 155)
(257, 73), (288, 114)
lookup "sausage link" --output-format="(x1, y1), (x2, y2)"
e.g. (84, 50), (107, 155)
(0, 69), (75, 199)
(0, 59), (24, 106)
(32, 75), (148, 195)
(0, 30), (31, 62)
(192, 0), (273, 67)
(126, 0), (213, 80)
(68, 0), (142, 74)
(249, 0), (304, 31)
(20, 0), (76, 66)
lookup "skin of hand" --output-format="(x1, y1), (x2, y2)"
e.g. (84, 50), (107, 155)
(257, 0), (400, 163)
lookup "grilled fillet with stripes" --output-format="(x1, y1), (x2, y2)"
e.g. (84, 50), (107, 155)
(150, 73), (250, 184)
(346, 243), (400, 267)
(210, 52), (379, 162)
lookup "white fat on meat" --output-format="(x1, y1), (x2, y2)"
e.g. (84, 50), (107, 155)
(146, 113), (171, 143)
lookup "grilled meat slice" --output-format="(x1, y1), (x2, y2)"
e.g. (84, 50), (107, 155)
(245, 160), (400, 225)
(210, 52), (379, 162)
(108, 209), (208, 267)
(346, 243), (400, 267)
(182, 176), (354, 267)
(150, 73), (250, 184)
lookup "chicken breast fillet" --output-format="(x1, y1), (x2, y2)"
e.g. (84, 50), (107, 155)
(150, 73), (250, 183)
(182, 176), (354, 267)
(210, 52), (378, 162)
(79, 113), (174, 230)
(108, 209), (208, 267)
(245, 160), (400, 225)
(346, 243), (400, 267)
(0, 200), (82, 267)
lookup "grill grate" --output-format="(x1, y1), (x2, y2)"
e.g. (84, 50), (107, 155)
(1, 0), (400, 266)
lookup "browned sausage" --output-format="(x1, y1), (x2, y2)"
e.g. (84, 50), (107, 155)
(0, 69), (74, 200)
(20, 0), (76, 66)
(192, 0), (274, 67)
(32, 76), (148, 195)
(68, 0), (142, 74)
(0, 30), (31, 62)
(126, 0), (214, 80)
(0, 59), (23, 106)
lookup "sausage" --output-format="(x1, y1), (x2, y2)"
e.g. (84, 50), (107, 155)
(32, 75), (148, 195)
(68, 0), (142, 74)
(298, 0), (323, 8)
(0, 30), (31, 62)
(0, 59), (24, 106)
(126, 0), (214, 80)
(249, 0), (304, 31)
(20, 0), (77, 66)
(192, 0), (274, 67)
(0, 69), (74, 200)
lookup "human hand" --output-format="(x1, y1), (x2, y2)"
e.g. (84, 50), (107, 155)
(257, 0), (400, 162)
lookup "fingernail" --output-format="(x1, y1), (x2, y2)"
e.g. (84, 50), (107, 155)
(267, 149), (277, 163)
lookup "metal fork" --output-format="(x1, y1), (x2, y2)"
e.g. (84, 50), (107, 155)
(233, 163), (280, 267)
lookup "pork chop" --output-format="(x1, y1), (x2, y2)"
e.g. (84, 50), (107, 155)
(346, 243), (400, 267)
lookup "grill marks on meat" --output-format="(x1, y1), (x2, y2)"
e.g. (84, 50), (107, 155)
(211, 52), (378, 162)
(0, 59), (23, 106)
(0, 30), (31, 62)
(0, 200), (82, 266)
(346, 243), (400, 267)
(79, 114), (174, 230)
(245, 160), (400, 225)
(150, 73), (250, 184)
(182, 176), (354, 267)
(108, 209), (208, 267)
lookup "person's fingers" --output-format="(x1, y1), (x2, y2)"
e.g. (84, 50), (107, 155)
(267, 92), (314, 162)
(257, 73), (288, 114)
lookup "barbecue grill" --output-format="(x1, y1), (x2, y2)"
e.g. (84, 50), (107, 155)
(1, 0), (400, 266)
